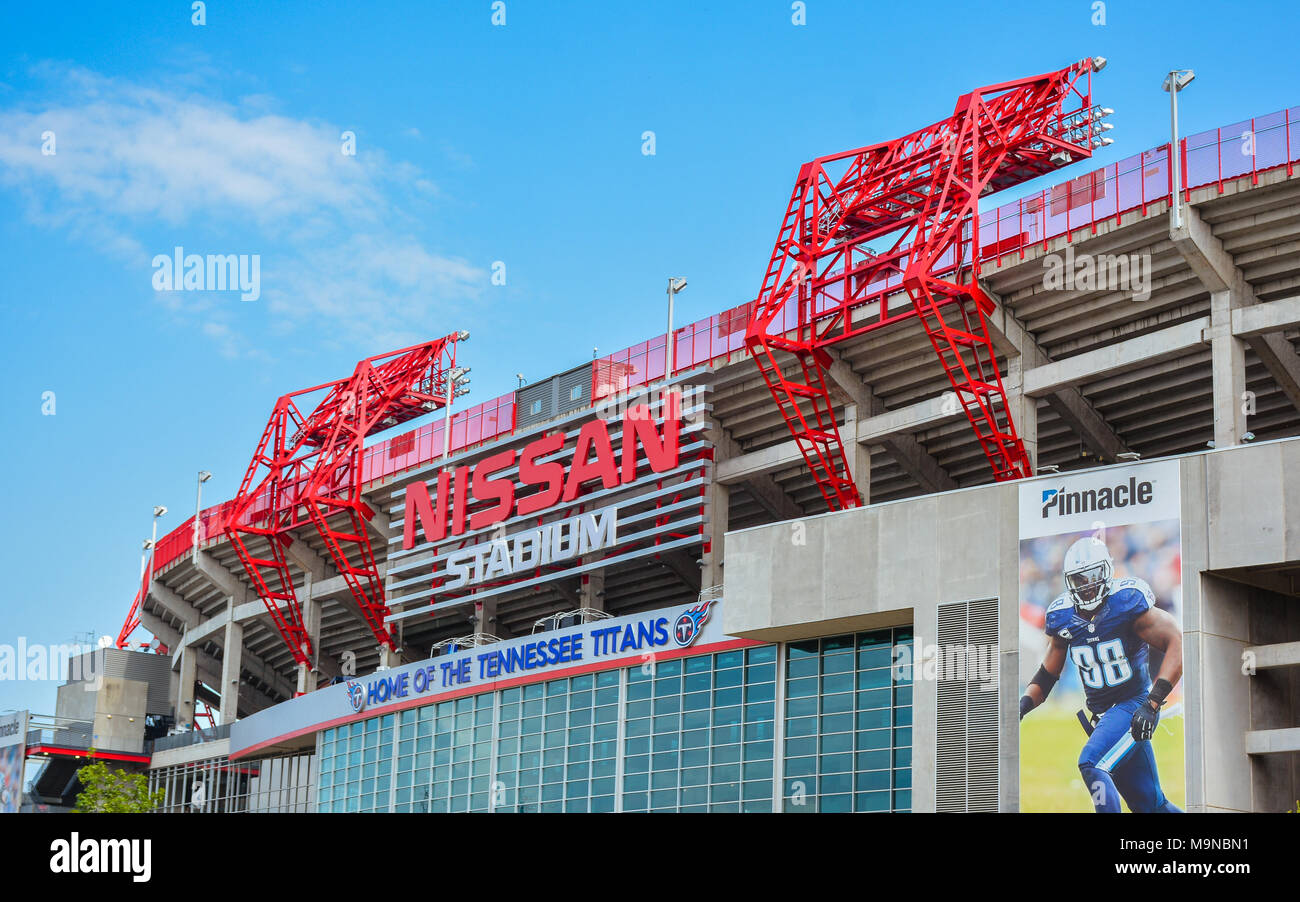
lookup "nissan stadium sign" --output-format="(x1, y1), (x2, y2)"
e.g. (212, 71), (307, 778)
(385, 389), (712, 618)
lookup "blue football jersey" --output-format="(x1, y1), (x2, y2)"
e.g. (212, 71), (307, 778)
(1045, 576), (1154, 713)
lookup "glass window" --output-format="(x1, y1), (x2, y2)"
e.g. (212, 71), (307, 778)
(782, 626), (913, 813)
(322, 641), (806, 814)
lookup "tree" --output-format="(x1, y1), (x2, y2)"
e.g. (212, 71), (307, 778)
(74, 753), (164, 813)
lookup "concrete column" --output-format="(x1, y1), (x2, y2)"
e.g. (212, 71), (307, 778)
(702, 479), (730, 591)
(298, 574), (322, 694)
(1210, 289), (1248, 448)
(176, 647), (197, 730)
(843, 404), (871, 504)
(474, 596), (508, 638)
(580, 567), (606, 612)
(1005, 357), (1038, 471)
(220, 612), (243, 725)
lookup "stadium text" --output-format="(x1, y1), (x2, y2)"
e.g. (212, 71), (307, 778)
(361, 611), (687, 701)
(403, 398), (680, 548)
(442, 508), (617, 589)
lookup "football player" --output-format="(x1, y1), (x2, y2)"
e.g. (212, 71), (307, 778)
(1020, 536), (1183, 813)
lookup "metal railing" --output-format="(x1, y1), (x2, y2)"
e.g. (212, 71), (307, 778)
(151, 722), (232, 753)
(24, 715), (145, 756)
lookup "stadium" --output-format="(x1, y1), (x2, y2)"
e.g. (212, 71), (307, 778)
(14, 56), (1300, 815)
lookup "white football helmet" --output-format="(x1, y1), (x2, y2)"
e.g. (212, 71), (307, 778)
(1063, 536), (1114, 612)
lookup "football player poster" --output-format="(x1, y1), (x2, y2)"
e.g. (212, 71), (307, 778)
(0, 710), (27, 814)
(1018, 460), (1185, 813)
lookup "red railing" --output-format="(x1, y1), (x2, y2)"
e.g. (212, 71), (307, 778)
(136, 104), (1300, 587)
(360, 393), (516, 483)
(979, 106), (1299, 261)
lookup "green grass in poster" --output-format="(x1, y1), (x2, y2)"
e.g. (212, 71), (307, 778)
(1020, 706), (1185, 812)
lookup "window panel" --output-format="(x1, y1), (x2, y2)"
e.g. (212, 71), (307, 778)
(782, 626), (913, 814)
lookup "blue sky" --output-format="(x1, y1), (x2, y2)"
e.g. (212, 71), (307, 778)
(0, 0), (1295, 715)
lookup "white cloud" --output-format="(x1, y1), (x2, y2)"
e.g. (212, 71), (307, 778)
(0, 66), (485, 352)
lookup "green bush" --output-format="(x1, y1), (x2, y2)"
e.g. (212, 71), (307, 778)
(74, 753), (165, 813)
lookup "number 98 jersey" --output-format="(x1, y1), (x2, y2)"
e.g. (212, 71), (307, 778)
(1045, 577), (1154, 713)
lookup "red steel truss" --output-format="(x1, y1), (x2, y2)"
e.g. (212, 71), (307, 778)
(116, 581), (145, 650)
(746, 58), (1108, 510)
(224, 335), (464, 666)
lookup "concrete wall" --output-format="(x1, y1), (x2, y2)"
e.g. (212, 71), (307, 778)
(55, 680), (97, 723)
(1187, 575), (1253, 811)
(149, 737), (231, 770)
(1203, 438), (1300, 570)
(55, 676), (149, 754)
(1246, 585), (1300, 811)
(91, 678), (149, 754)
(723, 436), (1300, 813)
(724, 481), (1021, 812)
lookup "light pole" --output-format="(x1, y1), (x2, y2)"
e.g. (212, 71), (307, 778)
(192, 470), (211, 559)
(665, 277), (687, 379)
(1163, 68), (1196, 229)
(441, 331), (473, 460)
(145, 505), (167, 590)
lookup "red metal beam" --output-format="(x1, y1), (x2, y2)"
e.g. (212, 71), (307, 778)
(746, 58), (1107, 509)
(224, 334), (464, 665)
(27, 746), (153, 764)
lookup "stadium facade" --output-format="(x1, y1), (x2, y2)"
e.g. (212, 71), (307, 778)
(16, 81), (1300, 813)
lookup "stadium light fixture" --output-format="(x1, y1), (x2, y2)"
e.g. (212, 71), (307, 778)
(1162, 69), (1195, 92)
(666, 277), (688, 377)
(144, 505), (167, 590)
(1092, 56), (1108, 72)
(193, 471), (212, 559)
(442, 357), (473, 458)
(1162, 69), (1196, 229)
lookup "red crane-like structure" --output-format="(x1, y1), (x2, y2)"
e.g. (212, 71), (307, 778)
(746, 58), (1110, 511)
(223, 333), (466, 667)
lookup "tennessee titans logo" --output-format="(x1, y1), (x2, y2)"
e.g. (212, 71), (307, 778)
(346, 680), (366, 713)
(673, 600), (713, 648)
